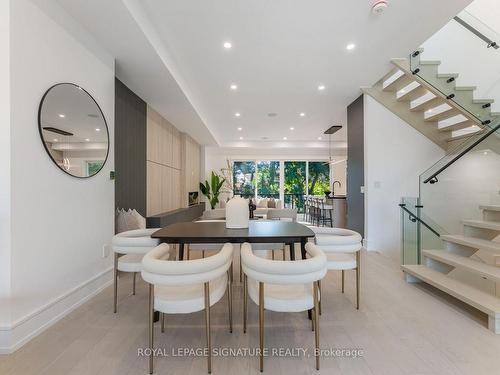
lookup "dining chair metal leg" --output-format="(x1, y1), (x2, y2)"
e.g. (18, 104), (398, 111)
(356, 251), (360, 310)
(113, 253), (118, 313)
(204, 282), (212, 374)
(243, 274), (248, 333)
(341, 270), (345, 293)
(259, 282), (264, 373)
(318, 280), (322, 316)
(202, 250), (206, 259)
(311, 306), (315, 332)
(227, 267), (233, 333)
(313, 281), (320, 370)
(148, 284), (154, 374)
(161, 312), (165, 333)
(132, 272), (136, 295)
(240, 257), (243, 283)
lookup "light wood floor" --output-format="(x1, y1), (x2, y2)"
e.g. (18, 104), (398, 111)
(1, 250), (500, 375)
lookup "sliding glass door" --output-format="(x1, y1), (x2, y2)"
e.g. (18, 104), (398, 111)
(256, 161), (280, 199)
(231, 160), (330, 212)
(233, 161), (255, 198)
(308, 161), (330, 196)
(284, 161), (306, 212)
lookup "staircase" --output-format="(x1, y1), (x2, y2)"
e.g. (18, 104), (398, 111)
(402, 205), (500, 333)
(362, 49), (500, 150)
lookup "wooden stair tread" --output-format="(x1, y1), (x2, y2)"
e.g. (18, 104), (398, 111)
(463, 219), (500, 231)
(423, 250), (500, 282)
(401, 264), (500, 317)
(441, 234), (500, 254)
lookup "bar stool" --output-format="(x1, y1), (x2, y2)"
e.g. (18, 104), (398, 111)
(318, 198), (334, 227)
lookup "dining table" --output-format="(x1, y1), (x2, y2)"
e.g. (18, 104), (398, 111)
(151, 220), (316, 260)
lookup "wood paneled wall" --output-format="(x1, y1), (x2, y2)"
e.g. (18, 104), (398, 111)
(181, 134), (201, 207)
(146, 106), (201, 216)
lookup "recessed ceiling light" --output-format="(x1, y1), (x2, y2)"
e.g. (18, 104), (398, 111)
(317, 136), (322, 140)
(237, 127), (242, 131)
(290, 127), (295, 130)
(53, 138), (58, 142)
(299, 112), (306, 117)
(230, 84), (238, 90)
(85, 138), (90, 142)
(95, 128), (101, 132)
(239, 136), (243, 140)
(235, 112), (241, 117)
(58, 114), (65, 118)
(267, 113), (278, 117)
(223, 42), (232, 49)
(318, 85), (326, 91)
(346, 43), (356, 50)
(283, 137), (287, 140)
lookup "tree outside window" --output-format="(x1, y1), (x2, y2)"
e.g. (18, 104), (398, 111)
(233, 161), (256, 198)
(257, 161), (280, 198)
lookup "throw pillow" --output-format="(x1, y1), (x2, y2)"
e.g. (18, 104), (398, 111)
(267, 199), (276, 208)
(257, 198), (268, 208)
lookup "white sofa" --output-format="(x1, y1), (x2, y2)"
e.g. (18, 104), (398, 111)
(202, 197), (283, 220)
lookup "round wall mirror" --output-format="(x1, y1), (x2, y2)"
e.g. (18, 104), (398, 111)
(38, 83), (109, 178)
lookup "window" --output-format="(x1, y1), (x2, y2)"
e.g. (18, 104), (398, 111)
(232, 161), (256, 198)
(284, 161), (306, 212)
(308, 161), (330, 196)
(231, 160), (331, 211)
(257, 161), (280, 199)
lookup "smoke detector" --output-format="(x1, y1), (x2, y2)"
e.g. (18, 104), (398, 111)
(372, 0), (388, 14)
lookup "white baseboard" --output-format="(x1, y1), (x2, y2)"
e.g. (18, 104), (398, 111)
(0, 267), (112, 354)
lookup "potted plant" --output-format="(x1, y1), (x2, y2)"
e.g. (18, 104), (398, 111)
(200, 171), (226, 209)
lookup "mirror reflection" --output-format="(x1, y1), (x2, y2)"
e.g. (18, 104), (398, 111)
(38, 83), (109, 178)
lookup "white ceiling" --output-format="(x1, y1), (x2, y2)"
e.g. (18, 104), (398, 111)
(56, 0), (471, 148)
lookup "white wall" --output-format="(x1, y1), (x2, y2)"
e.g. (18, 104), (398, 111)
(364, 95), (445, 261)
(1, 0), (115, 353)
(0, 0), (11, 308)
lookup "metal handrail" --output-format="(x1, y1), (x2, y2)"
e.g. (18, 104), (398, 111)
(423, 123), (500, 184)
(454, 16), (499, 49)
(399, 204), (441, 237)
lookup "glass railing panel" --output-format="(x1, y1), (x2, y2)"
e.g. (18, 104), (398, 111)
(401, 198), (419, 265)
(410, 8), (500, 125)
(419, 127), (500, 235)
(400, 197), (446, 265)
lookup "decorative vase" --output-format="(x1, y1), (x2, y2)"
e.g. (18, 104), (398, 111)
(226, 195), (250, 228)
(249, 198), (256, 219)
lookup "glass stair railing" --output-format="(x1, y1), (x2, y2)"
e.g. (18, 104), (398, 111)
(410, 8), (500, 131)
(400, 197), (446, 265)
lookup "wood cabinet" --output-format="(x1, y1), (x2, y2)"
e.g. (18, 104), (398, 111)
(146, 106), (200, 216)
(115, 81), (200, 219)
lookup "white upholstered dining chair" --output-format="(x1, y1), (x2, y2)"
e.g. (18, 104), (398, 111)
(309, 226), (362, 310)
(253, 208), (298, 261)
(241, 242), (327, 371)
(141, 242), (234, 374)
(111, 228), (161, 313)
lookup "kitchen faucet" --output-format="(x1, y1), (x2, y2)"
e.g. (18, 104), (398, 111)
(332, 180), (342, 196)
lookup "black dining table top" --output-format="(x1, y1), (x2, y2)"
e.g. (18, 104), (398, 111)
(151, 220), (315, 243)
